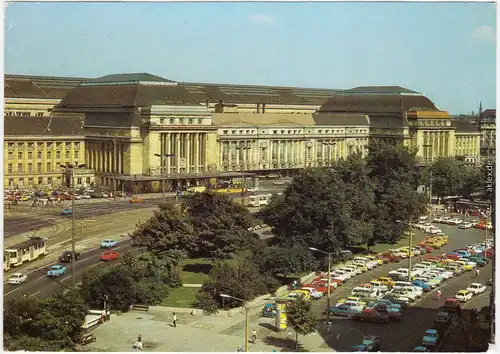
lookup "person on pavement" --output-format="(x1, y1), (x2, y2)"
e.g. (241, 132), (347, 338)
(436, 289), (441, 300)
(252, 329), (257, 343)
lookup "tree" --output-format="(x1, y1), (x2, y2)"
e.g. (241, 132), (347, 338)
(430, 157), (463, 202)
(366, 141), (427, 244)
(4, 290), (87, 351)
(286, 297), (317, 349)
(196, 260), (274, 312)
(81, 264), (169, 312)
(260, 168), (349, 252)
(252, 246), (317, 278)
(458, 166), (481, 199)
(183, 192), (255, 260)
(130, 202), (196, 256)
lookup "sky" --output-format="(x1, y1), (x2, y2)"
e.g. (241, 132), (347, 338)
(4, 1), (497, 114)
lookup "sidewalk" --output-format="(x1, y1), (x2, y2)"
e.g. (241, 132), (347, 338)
(86, 306), (335, 352)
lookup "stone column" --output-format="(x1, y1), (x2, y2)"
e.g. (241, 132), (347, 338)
(186, 134), (191, 173)
(166, 133), (171, 174)
(203, 134), (208, 171)
(176, 134), (181, 173)
(194, 133), (199, 173)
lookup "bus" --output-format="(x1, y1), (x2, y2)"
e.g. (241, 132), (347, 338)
(248, 194), (273, 207)
(4, 237), (48, 271)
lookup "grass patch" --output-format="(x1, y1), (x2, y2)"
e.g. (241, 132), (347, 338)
(181, 258), (212, 284)
(160, 287), (199, 308)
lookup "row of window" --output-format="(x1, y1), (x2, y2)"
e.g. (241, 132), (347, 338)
(158, 118), (204, 125)
(7, 142), (80, 150)
(221, 128), (369, 135)
(5, 111), (45, 117)
(7, 176), (91, 187)
(7, 162), (61, 174)
(8, 150), (79, 160)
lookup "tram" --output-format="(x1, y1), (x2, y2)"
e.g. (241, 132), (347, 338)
(4, 237), (48, 271)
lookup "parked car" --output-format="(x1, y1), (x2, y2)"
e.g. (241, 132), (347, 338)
(365, 303), (402, 321)
(352, 335), (381, 352)
(328, 303), (364, 317)
(422, 329), (439, 348)
(434, 310), (453, 324)
(412, 279), (431, 292)
(459, 222), (473, 229)
(100, 250), (120, 261)
(100, 239), (118, 248)
(455, 290), (473, 302)
(383, 294), (410, 307)
(466, 283), (486, 295)
(7, 272), (27, 285)
(59, 251), (81, 262)
(47, 265), (67, 277)
(129, 197), (143, 203)
(352, 308), (390, 323)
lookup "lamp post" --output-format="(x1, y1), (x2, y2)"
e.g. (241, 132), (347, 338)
(422, 144), (433, 221)
(396, 219), (413, 282)
(154, 153), (175, 204)
(308, 247), (350, 329)
(235, 142), (252, 205)
(220, 294), (248, 352)
(60, 162), (86, 291)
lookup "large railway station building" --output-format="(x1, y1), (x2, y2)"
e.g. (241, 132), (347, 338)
(4, 73), (484, 191)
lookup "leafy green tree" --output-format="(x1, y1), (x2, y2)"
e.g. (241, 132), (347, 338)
(130, 202), (196, 256)
(194, 291), (220, 315)
(286, 297), (317, 349)
(4, 290), (86, 351)
(252, 246), (317, 278)
(260, 168), (348, 251)
(183, 192), (255, 260)
(458, 166), (481, 199)
(196, 260), (273, 312)
(428, 157), (463, 201)
(366, 141), (427, 244)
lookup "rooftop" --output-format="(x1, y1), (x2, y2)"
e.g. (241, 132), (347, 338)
(83, 73), (177, 86)
(451, 120), (480, 134)
(4, 116), (85, 136)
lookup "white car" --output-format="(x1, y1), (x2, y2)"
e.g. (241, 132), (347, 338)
(341, 266), (362, 276)
(441, 216), (451, 223)
(447, 218), (463, 225)
(419, 216), (428, 221)
(331, 271), (350, 282)
(246, 186), (259, 192)
(334, 268), (354, 279)
(404, 286), (423, 298)
(459, 222), (473, 229)
(433, 268), (454, 279)
(432, 216), (444, 223)
(391, 288), (418, 301)
(467, 283), (486, 295)
(455, 290), (473, 302)
(7, 273), (27, 285)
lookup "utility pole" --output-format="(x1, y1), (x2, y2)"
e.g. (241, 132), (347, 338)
(235, 142), (251, 205)
(154, 153), (175, 204)
(423, 144), (433, 221)
(60, 162), (86, 291)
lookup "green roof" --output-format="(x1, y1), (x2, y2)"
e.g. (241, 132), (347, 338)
(85, 73), (176, 85)
(344, 86), (421, 95)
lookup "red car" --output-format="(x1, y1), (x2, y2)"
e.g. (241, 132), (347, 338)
(302, 282), (336, 294)
(100, 250), (119, 261)
(381, 253), (402, 263)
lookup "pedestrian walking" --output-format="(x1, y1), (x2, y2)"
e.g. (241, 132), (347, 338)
(436, 289), (441, 300)
(252, 329), (257, 343)
(237, 345), (244, 352)
(475, 268), (480, 278)
(172, 312), (177, 328)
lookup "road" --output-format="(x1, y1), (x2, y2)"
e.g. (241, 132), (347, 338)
(3, 240), (142, 301)
(310, 222), (493, 352)
(4, 186), (283, 238)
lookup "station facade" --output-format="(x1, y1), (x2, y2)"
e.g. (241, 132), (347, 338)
(3, 73), (484, 191)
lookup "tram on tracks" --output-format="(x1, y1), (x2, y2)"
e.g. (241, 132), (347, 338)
(3, 237), (48, 272)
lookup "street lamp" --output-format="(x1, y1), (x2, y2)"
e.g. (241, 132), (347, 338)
(396, 219), (414, 282)
(308, 247), (350, 330)
(235, 142), (252, 205)
(422, 144), (433, 221)
(220, 293), (249, 352)
(60, 162), (86, 291)
(154, 153), (175, 204)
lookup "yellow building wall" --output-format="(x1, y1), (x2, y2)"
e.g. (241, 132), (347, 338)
(144, 131), (161, 174)
(206, 132), (219, 167)
(4, 137), (86, 189)
(123, 142), (144, 176)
